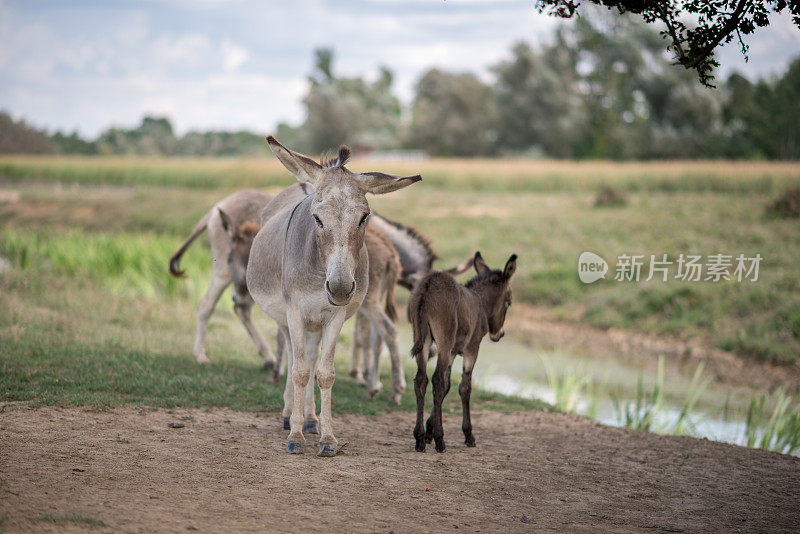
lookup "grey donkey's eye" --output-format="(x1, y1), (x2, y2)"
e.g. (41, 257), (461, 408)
(313, 215), (324, 229)
(358, 213), (370, 226)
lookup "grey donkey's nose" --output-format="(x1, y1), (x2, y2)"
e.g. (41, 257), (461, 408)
(325, 279), (356, 305)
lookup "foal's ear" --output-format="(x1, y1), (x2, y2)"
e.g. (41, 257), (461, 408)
(473, 251), (491, 276)
(218, 208), (234, 236)
(503, 254), (518, 280)
(357, 171), (422, 195)
(266, 136), (323, 185)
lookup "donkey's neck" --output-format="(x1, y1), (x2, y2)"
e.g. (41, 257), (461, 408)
(465, 281), (498, 322)
(284, 195), (324, 277)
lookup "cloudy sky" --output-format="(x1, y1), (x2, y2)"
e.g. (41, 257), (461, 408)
(2, 0), (799, 137)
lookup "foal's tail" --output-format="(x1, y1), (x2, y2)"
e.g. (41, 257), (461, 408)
(169, 210), (212, 278)
(409, 278), (430, 358)
(383, 257), (400, 322)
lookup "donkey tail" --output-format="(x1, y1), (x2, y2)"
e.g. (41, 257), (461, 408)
(169, 210), (212, 278)
(383, 257), (400, 322)
(409, 279), (430, 358)
(443, 254), (475, 278)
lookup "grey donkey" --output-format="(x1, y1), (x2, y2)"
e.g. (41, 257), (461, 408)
(169, 189), (277, 371)
(246, 136), (421, 456)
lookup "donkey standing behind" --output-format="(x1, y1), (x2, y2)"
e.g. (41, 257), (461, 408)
(169, 190), (277, 371)
(350, 227), (403, 403)
(246, 136), (421, 456)
(349, 217), (473, 397)
(410, 252), (517, 453)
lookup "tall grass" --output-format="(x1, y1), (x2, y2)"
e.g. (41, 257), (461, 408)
(744, 389), (800, 455)
(672, 362), (709, 435)
(539, 356), (591, 413)
(611, 357), (665, 432)
(0, 229), (211, 299)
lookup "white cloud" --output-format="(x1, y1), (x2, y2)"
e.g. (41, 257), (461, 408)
(220, 40), (249, 72)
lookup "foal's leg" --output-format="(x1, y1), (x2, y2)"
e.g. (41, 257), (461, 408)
(430, 350), (454, 453)
(460, 345), (479, 447)
(365, 325), (379, 385)
(302, 331), (322, 435)
(232, 289), (277, 372)
(413, 336), (431, 452)
(192, 271), (231, 364)
(363, 306), (404, 404)
(280, 325), (293, 430)
(316, 310), (347, 457)
(285, 311), (309, 454)
(349, 312), (368, 386)
(275, 329), (286, 380)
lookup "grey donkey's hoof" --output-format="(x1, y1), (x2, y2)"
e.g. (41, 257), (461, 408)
(283, 417), (290, 430)
(317, 442), (337, 457)
(286, 439), (304, 454)
(303, 420), (319, 434)
(391, 392), (403, 405)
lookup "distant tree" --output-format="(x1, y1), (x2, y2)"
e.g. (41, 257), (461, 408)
(0, 111), (56, 154)
(534, 0), (800, 87)
(407, 69), (496, 157)
(723, 58), (800, 159)
(492, 12), (723, 159)
(492, 39), (586, 157)
(97, 116), (178, 156)
(301, 48), (402, 153)
(51, 131), (98, 155)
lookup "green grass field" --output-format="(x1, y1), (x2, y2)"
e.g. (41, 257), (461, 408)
(1, 155), (799, 414)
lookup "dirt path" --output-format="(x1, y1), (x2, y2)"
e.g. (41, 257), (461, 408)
(1, 406), (799, 533)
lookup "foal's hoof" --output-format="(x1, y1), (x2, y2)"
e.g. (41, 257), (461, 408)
(390, 392), (403, 405)
(262, 359), (275, 373)
(282, 417), (290, 430)
(367, 388), (381, 399)
(435, 439), (446, 453)
(465, 439), (476, 448)
(414, 441), (426, 452)
(286, 439), (304, 454)
(317, 442), (337, 457)
(303, 420), (319, 434)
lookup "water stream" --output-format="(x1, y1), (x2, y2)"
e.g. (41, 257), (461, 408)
(395, 328), (782, 452)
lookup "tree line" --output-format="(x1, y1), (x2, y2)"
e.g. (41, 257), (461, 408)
(2, 13), (798, 160)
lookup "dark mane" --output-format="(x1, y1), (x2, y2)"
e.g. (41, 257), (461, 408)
(465, 270), (502, 289)
(378, 215), (437, 265)
(321, 145), (351, 169)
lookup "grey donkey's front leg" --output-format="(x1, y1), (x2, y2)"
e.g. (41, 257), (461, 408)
(285, 311), (309, 454)
(316, 311), (347, 457)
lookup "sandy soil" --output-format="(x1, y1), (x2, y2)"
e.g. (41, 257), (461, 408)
(2, 405), (799, 533)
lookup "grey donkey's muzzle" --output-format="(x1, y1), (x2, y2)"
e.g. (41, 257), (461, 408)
(325, 279), (356, 306)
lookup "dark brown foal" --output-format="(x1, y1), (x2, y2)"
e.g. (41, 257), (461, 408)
(409, 252), (517, 452)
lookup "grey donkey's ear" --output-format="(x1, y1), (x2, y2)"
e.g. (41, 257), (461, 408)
(503, 254), (518, 280)
(357, 171), (422, 195)
(473, 251), (491, 276)
(266, 136), (323, 185)
(218, 208), (233, 236)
